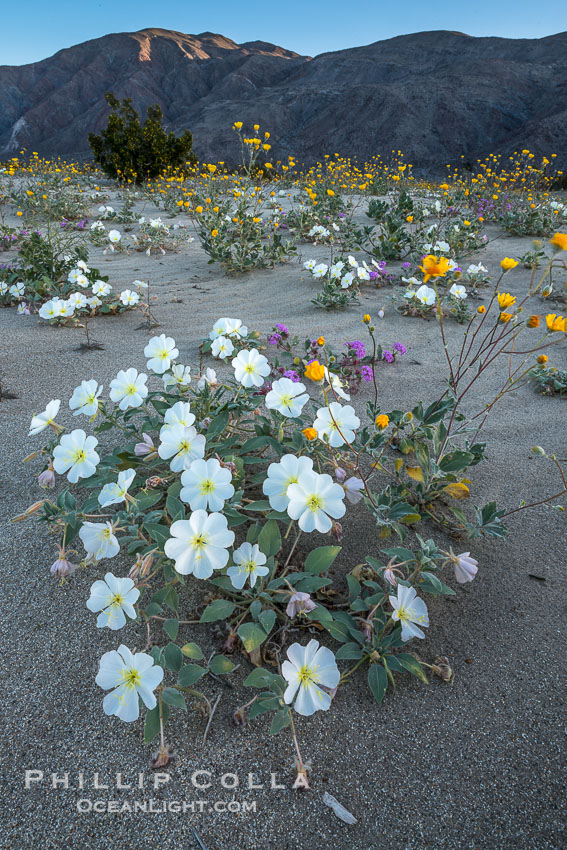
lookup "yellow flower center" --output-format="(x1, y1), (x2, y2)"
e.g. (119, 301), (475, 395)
(121, 668), (141, 689)
(199, 479), (215, 495)
(307, 494), (324, 512)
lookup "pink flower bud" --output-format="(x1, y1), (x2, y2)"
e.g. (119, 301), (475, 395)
(50, 557), (76, 578)
(452, 551), (478, 584)
(334, 467), (347, 483)
(286, 591), (317, 618)
(38, 467), (56, 489)
(383, 567), (398, 586)
(134, 433), (155, 456)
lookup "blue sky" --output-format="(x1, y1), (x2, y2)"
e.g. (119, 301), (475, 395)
(4, 0), (567, 65)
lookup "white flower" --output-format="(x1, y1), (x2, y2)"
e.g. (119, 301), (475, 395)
(92, 280), (112, 296)
(180, 458), (234, 511)
(303, 259), (316, 270)
(357, 266), (370, 281)
(9, 282), (25, 298)
(38, 298), (61, 318)
(262, 454), (314, 512)
(68, 292), (88, 308)
(158, 423), (205, 471)
(119, 289), (139, 306)
(58, 299), (75, 317)
(340, 272), (354, 289)
(265, 377), (309, 418)
(313, 402), (360, 448)
(211, 335), (234, 360)
(144, 334), (179, 374)
(109, 368), (148, 410)
(197, 368), (218, 390)
(415, 285), (437, 306)
(227, 543), (269, 589)
(323, 367), (350, 401)
(69, 380), (103, 417)
(74, 273), (89, 289)
(330, 262), (344, 279)
(91, 220), (106, 232)
(286, 469), (346, 532)
(389, 585), (430, 641)
(160, 401), (195, 432)
(449, 283), (467, 300)
(313, 263), (328, 278)
(53, 429), (100, 483)
(451, 551), (479, 584)
(282, 639), (340, 716)
(87, 572), (139, 630)
(163, 364), (191, 389)
(98, 469), (136, 507)
(232, 349), (270, 388)
(402, 276), (420, 286)
(209, 317), (248, 340)
(348, 255), (358, 267)
(87, 296), (102, 309)
(466, 263), (488, 276)
(95, 645), (163, 722)
(164, 511), (235, 578)
(79, 521), (120, 561)
(404, 289), (417, 300)
(28, 399), (61, 436)
(108, 229), (121, 243)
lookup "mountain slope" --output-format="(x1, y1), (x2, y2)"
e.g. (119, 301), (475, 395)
(1, 28), (566, 168)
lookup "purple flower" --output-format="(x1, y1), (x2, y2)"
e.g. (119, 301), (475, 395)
(283, 369), (300, 383)
(268, 333), (281, 345)
(382, 350), (394, 363)
(361, 365), (373, 382)
(393, 342), (406, 355)
(401, 262), (412, 270)
(369, 270), (379, 280)
(275, 323), (288, 335)
(346, 340), (366, 359)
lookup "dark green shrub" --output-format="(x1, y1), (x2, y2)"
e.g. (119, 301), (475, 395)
(88, 93), (196, 183)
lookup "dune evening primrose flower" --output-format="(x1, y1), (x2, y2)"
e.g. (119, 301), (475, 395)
(92, 280), (112, 296)
(95, 644), (164, 722)
(144, 334), (179, 374)
(38, 298), (65, 319)
(164, 511), (235, 578)
(342, 476), (365, 504)
(415, 284), (437, 305)
(265, 377), (309, 418)
(79, 521), (120, 561)
(448, 550), (479, 584)
(163, 364), (191, 389)
(134, 433), (155, 456)
(87, 572), (140, 630)
(158, 424), (205, 472)
(197, 367), (218, 390)
(28, 399), (61, 436)
(449, 283), (467, 300)
(108, 229), (121, 244)
(109, 368), (148, 410)
(313, 402), (360, 448)
(286, 470), (346, 532)
(282, 639), (340, 716)
(227, 543), (269, 589)
(98, 469), (136, 508)
(160, 401), (195, 432)
(210, 317), (248, 340)
(232, 349), (270, 388)
(389, 585), (430, 641)
(53, 429), (100, 483)
(262, 454), (314, 512)
(286, 591), (317, 618)
(69, 379), (103, 417)
(323, 367), (350, 400)
(211, 335), (234, 359)
(180, 458), (234, 511)
(119, 289), (139, 306)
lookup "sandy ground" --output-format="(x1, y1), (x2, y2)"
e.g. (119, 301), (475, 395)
(0, 196), (566, 850)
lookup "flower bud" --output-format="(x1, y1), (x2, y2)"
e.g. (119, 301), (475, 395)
(38, 466), (56, 489)
(50, 557), (76, 578)
(334, 467), (347, 483)
(134, 433), (155, 456)
(431, 655), (453, 682)
(532, 445), (546, 455)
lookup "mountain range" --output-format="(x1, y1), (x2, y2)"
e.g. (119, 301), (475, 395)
(1, 27), (567, 170)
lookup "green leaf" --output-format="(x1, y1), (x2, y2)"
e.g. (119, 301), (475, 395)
(208, 655), (236, 675)
(304, 546), (341, 574)
(396, 653), (428, 682)
(162, 687), (187, 710)
(258, 520), (282, 558)
(206, 409), (229, 441)
(243, 668), (273, 688)
(438, 450), (475, 473)
(243, 500), (272, 512)
(164, 642), (183, 673)
(368, 663), (388, 703)
(178, 664), (206, 687)
(335, 642), (364, 660)
(238, 622), (269, 652)
(258, 609), (276, 635)
(144, 521), (170, 549)
(199, 599), (236, 623)
(269, 709), (291, 735)
(166, 492), (185, 522)
(162, 618), (179, 640)
(181, 642), (204, 660)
